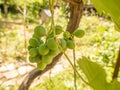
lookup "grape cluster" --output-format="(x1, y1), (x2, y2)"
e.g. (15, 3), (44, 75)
(28, 25), (85, 70)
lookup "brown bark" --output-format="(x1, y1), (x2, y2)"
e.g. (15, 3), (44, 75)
(18, 53), (62, 90)
(18, 0), (83, 90)
(112, 47), (120, 80)
(66, 0), (83, 33)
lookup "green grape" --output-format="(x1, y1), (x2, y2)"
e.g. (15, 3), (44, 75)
(29, 56), (41, 63)
(29, 48), (38, 57)
(32, 34), (44, 44)
(41, 54), (53, 64)
(55, 25), (63, 34)
(38, 43), (49, 55)
(46, 37), (58, 50)
(28, 46), (32, 50)
(59, 38), (67, 50)
(34, 26), (46, 37)
(67, 40), (75, 49)
(73, 29), (85, 38)
(63, 31), (71, 39)
(32, 33), (40, 39)
(29, 37), (40, 47)
(47, 33), (54, 39)
(48, 49), (60, 58)
(37, 61), (46, 70)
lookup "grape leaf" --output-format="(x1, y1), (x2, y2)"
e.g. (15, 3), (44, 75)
(90, 0), (120, 32)
(112, 79), (120, 90)
(78, 57), (108, 90)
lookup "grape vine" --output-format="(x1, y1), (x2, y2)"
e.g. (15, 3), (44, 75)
(19, 0), (84, 90)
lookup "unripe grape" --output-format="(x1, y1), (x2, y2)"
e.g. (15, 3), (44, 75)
(38, 43), (49, 55)
(28, 46), (32, 50)
(48, 49), (60, 58)
(55, 25), (63, 34)
(73, 29), (85, 38)
(67, 40), (75, 49)
(29, 37), (40, 47)
(37, 61), (46, 70)
(29, 56), (41, 63)
(59, 38), (67, 50)
(29, 48), (38, 57)
(63, 31), (71, 39)
(46, 37), (58, 50)
(34, 26), (46, 37)
(42, 55), (53, 64)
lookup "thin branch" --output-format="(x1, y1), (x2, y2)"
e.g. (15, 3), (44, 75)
(12, 0), (23, 15)
(112, 46), (120, 80)
(18, 53), (62, 90)
(17, 6), (24, 15)
(73, 48), (77, 90)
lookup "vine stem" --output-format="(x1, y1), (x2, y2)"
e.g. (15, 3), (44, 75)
(73, 40), (77, 90)
(49, 0), (88, 87)
(49, 0), (56, 38)
(57, 42), (90, 86)
(63, 50), (89, 86)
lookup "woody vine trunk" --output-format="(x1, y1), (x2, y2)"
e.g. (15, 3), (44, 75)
(18, 0), (83, 90)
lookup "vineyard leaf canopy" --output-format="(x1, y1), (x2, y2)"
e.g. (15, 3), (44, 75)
(78, 57), (120, 90)
(78, 57), (108, 90)
(112, 79), (120, 90)
(90, 0), (120, 32)
(83, 0), (87, 4)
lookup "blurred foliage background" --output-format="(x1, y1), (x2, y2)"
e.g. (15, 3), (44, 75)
(0, 0), (120, 90)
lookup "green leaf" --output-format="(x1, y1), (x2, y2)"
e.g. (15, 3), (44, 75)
(83, 0), (87, 4)
(78, 57), (108, 90)
(112, 79), (120, 90)
(90, 0), (120, 32)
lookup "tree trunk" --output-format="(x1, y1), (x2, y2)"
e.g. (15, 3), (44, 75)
(3, 0), (8, 18)
(18, 0), (84, 90)
(18, 53), (62, 90)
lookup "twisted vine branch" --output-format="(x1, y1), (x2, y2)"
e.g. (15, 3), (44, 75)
(112, 47), (120, 80)
(18, 0), (83, 90)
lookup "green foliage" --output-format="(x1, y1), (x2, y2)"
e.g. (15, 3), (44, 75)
(83, 0), (87, 4)
(0, 85), (16, 90)
(1, 0), (120, 89)
(89, 26), (120, 66)
(30, 67), (91, 90)
(90, 0), (120, 31)
(78, 57), (108, 90)
(112, 79), (120, 90)
(78, 57), (120, 90)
